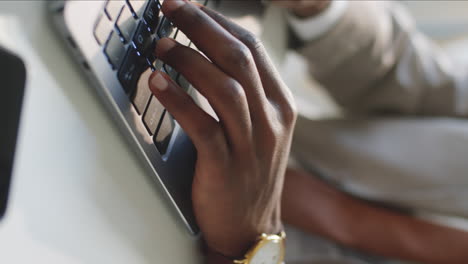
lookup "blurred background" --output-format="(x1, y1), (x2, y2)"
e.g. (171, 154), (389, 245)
(282, 0), (468, 119)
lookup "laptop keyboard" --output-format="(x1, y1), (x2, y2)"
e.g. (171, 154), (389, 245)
(93, 0), (214, 155)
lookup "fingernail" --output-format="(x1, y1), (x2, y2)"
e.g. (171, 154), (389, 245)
(150, 72), (169, 92)
(156, 38), (177, 56)
(164, 0), (185, 13)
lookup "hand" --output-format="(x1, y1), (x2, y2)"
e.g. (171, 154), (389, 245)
(149, 0), (297, 259)
(271, 0), (332, 18)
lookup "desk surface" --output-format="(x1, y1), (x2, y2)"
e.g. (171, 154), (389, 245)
(0, 1), (202, 263)
(2, 1), (468, 263)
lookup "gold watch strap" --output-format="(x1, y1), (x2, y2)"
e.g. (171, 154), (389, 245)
(233, 231), (286, 264)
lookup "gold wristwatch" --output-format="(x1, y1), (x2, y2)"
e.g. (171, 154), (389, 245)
(233, 231), (286, 264)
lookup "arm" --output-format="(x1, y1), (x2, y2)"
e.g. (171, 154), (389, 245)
(291, 1), (468, 116)
(282, 168), (468, 264)
(152, 1), (296, 263)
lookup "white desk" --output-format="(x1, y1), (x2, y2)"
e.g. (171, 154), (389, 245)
(0, 1), (202, 263)
(2, 1), (468, 263)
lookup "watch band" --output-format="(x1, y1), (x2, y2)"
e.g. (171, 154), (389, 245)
(206, 231), (286, 264)
(233, 231), (286, 264)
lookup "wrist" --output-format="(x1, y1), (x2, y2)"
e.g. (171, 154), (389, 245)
(205, 230), (286, 264)
(292, 0), (332, 18)
(204, 220), (284, 263)
(204, 217), (283, 258)
(206, 248), (236, 264)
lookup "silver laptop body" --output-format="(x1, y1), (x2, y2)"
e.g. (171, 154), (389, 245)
(48, 0), (268, 235)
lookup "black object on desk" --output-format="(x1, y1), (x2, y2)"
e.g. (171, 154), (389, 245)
(0, 46), (26, 220)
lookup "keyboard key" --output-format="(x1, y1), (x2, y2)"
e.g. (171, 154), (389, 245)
(157, 17), (176, 39)
(94, 14), (113, 45)
(143, 40), (157, 70)
(105, 0), (125, 21)
(147, 38), (157, 59)
(174, 30), (190, 46)
(116, 5), (137, 43)
(146, 56), (156, 71)
(153, 59), (164, 71)
(143, 96), (165, 135)
(154, 111), (174, 155)
(163, 63), (178, 81)
(131, 68), (153, 115)
(118, 47), (145, 94)
(127, 0), (146, 19)
(104, 30), (126, 69)
(132, 22), (153, 55)
(143, 0), (161, 33)
(177, 74), (191, 92)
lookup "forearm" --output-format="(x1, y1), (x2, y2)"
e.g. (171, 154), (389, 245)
(282, 168), (468, 263)
(345, 197), (468, 263)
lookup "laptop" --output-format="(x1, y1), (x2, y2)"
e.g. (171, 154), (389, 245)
(48, 0), (267, 235)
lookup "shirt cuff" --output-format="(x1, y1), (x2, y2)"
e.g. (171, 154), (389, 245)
(286, 0), (349, 41)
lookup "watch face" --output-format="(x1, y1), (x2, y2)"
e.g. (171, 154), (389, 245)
(249, 239), (283, 264)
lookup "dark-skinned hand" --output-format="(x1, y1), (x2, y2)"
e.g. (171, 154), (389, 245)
(147, 0), (297, 261)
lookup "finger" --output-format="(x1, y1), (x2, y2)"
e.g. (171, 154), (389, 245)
(148, 70), (227, 158)
(161, 0), (270, 122)
(200, 6), (294, 107)
(156, 38), (252, 150)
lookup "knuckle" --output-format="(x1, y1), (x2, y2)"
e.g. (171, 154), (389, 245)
(225, 43), (254, 69)
(270, 90), (298, 127)
(221, 78), (246, 101)
(238, 31), (263, 51)
(281, 100), (298, 126)
(261, 101), (297, 146)
(262, 110), (283, 143)
(260, 122), (282, 153)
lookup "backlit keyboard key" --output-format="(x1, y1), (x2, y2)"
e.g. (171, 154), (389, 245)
(177, 74), (191, 92)
(132, 68), (153, 115)
(116, 5), (137, 43)
(157, 17), (176, 39)
(154, 111), (174, 155)
(133, 22), (153, 55)
(143, 96), (165, 135)
(146, 56), (156, 71)
(174, 30), (190, 46)
(118, 47), (145, 94)
(163, 63), (178, 81)
(143, 0), (161, 33)
(154, 59), (164, 71)
(104, 30), (126, 69)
